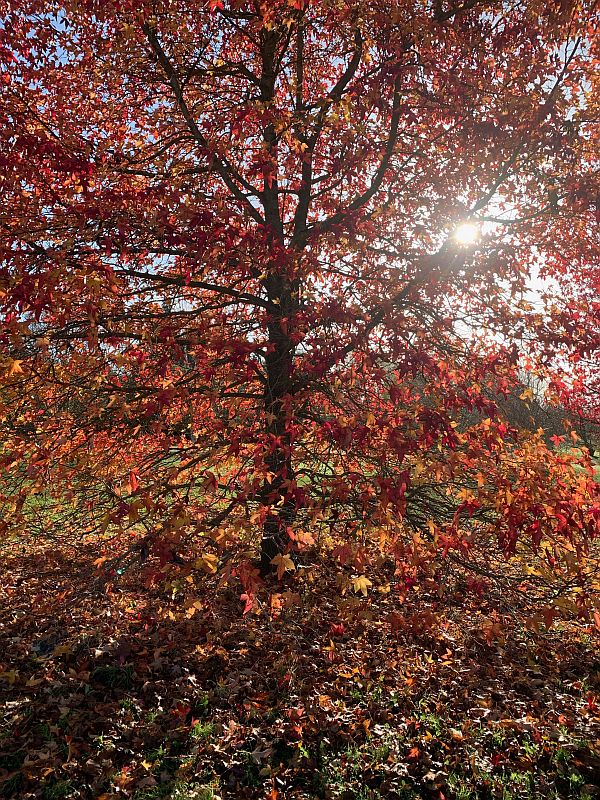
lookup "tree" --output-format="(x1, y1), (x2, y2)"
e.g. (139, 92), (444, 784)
(1, 0), (598, 602)
(548, 243), (600, 455)
(552, 354), (600, 456)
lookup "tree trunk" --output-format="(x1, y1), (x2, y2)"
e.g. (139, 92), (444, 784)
(260, 280), (297, 572)
(257, 26), (299, 572)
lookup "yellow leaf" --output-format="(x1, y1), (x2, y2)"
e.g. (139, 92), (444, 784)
(193, 553), (218, 574)
(352, 575), (372, 596)
(7, 359), (24, 376)
(184, 599), (203, 618)
(519, 387), (534, 402)
(271, 553), (296, 580)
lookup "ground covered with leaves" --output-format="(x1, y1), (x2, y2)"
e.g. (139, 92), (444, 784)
(1, 542), (599, 800)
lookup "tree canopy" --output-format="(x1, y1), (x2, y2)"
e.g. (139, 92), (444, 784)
(1, 0), (598, 609)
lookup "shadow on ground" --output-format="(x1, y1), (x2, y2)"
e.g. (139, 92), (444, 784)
(1, 544), (599, 799)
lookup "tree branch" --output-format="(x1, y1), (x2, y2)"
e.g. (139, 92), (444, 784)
(142, 22), (264, 226)
(308, 73), (403, 238)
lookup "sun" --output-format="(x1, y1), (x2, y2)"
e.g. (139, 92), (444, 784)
(453, 222), (480, 246)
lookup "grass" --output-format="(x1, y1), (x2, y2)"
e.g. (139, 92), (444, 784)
(190, 721), (215, 741)
(91, 663), (135, 689)
(41, 781), (73, 800)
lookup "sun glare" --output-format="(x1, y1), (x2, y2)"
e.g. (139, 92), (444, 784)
(453, 222), (480, 246)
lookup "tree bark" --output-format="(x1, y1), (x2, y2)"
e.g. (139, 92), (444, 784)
(256, 25), (301, 571)
(260, 305), (296, 571)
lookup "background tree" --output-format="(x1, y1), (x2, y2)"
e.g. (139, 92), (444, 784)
(1, 0), (598, 600)
(553, 355), (600, 456)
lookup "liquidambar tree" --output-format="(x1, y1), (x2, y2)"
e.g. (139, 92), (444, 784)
(1, 0), (598, 606)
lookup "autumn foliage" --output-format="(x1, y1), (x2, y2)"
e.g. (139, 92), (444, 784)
(0, 0), (598, 614)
